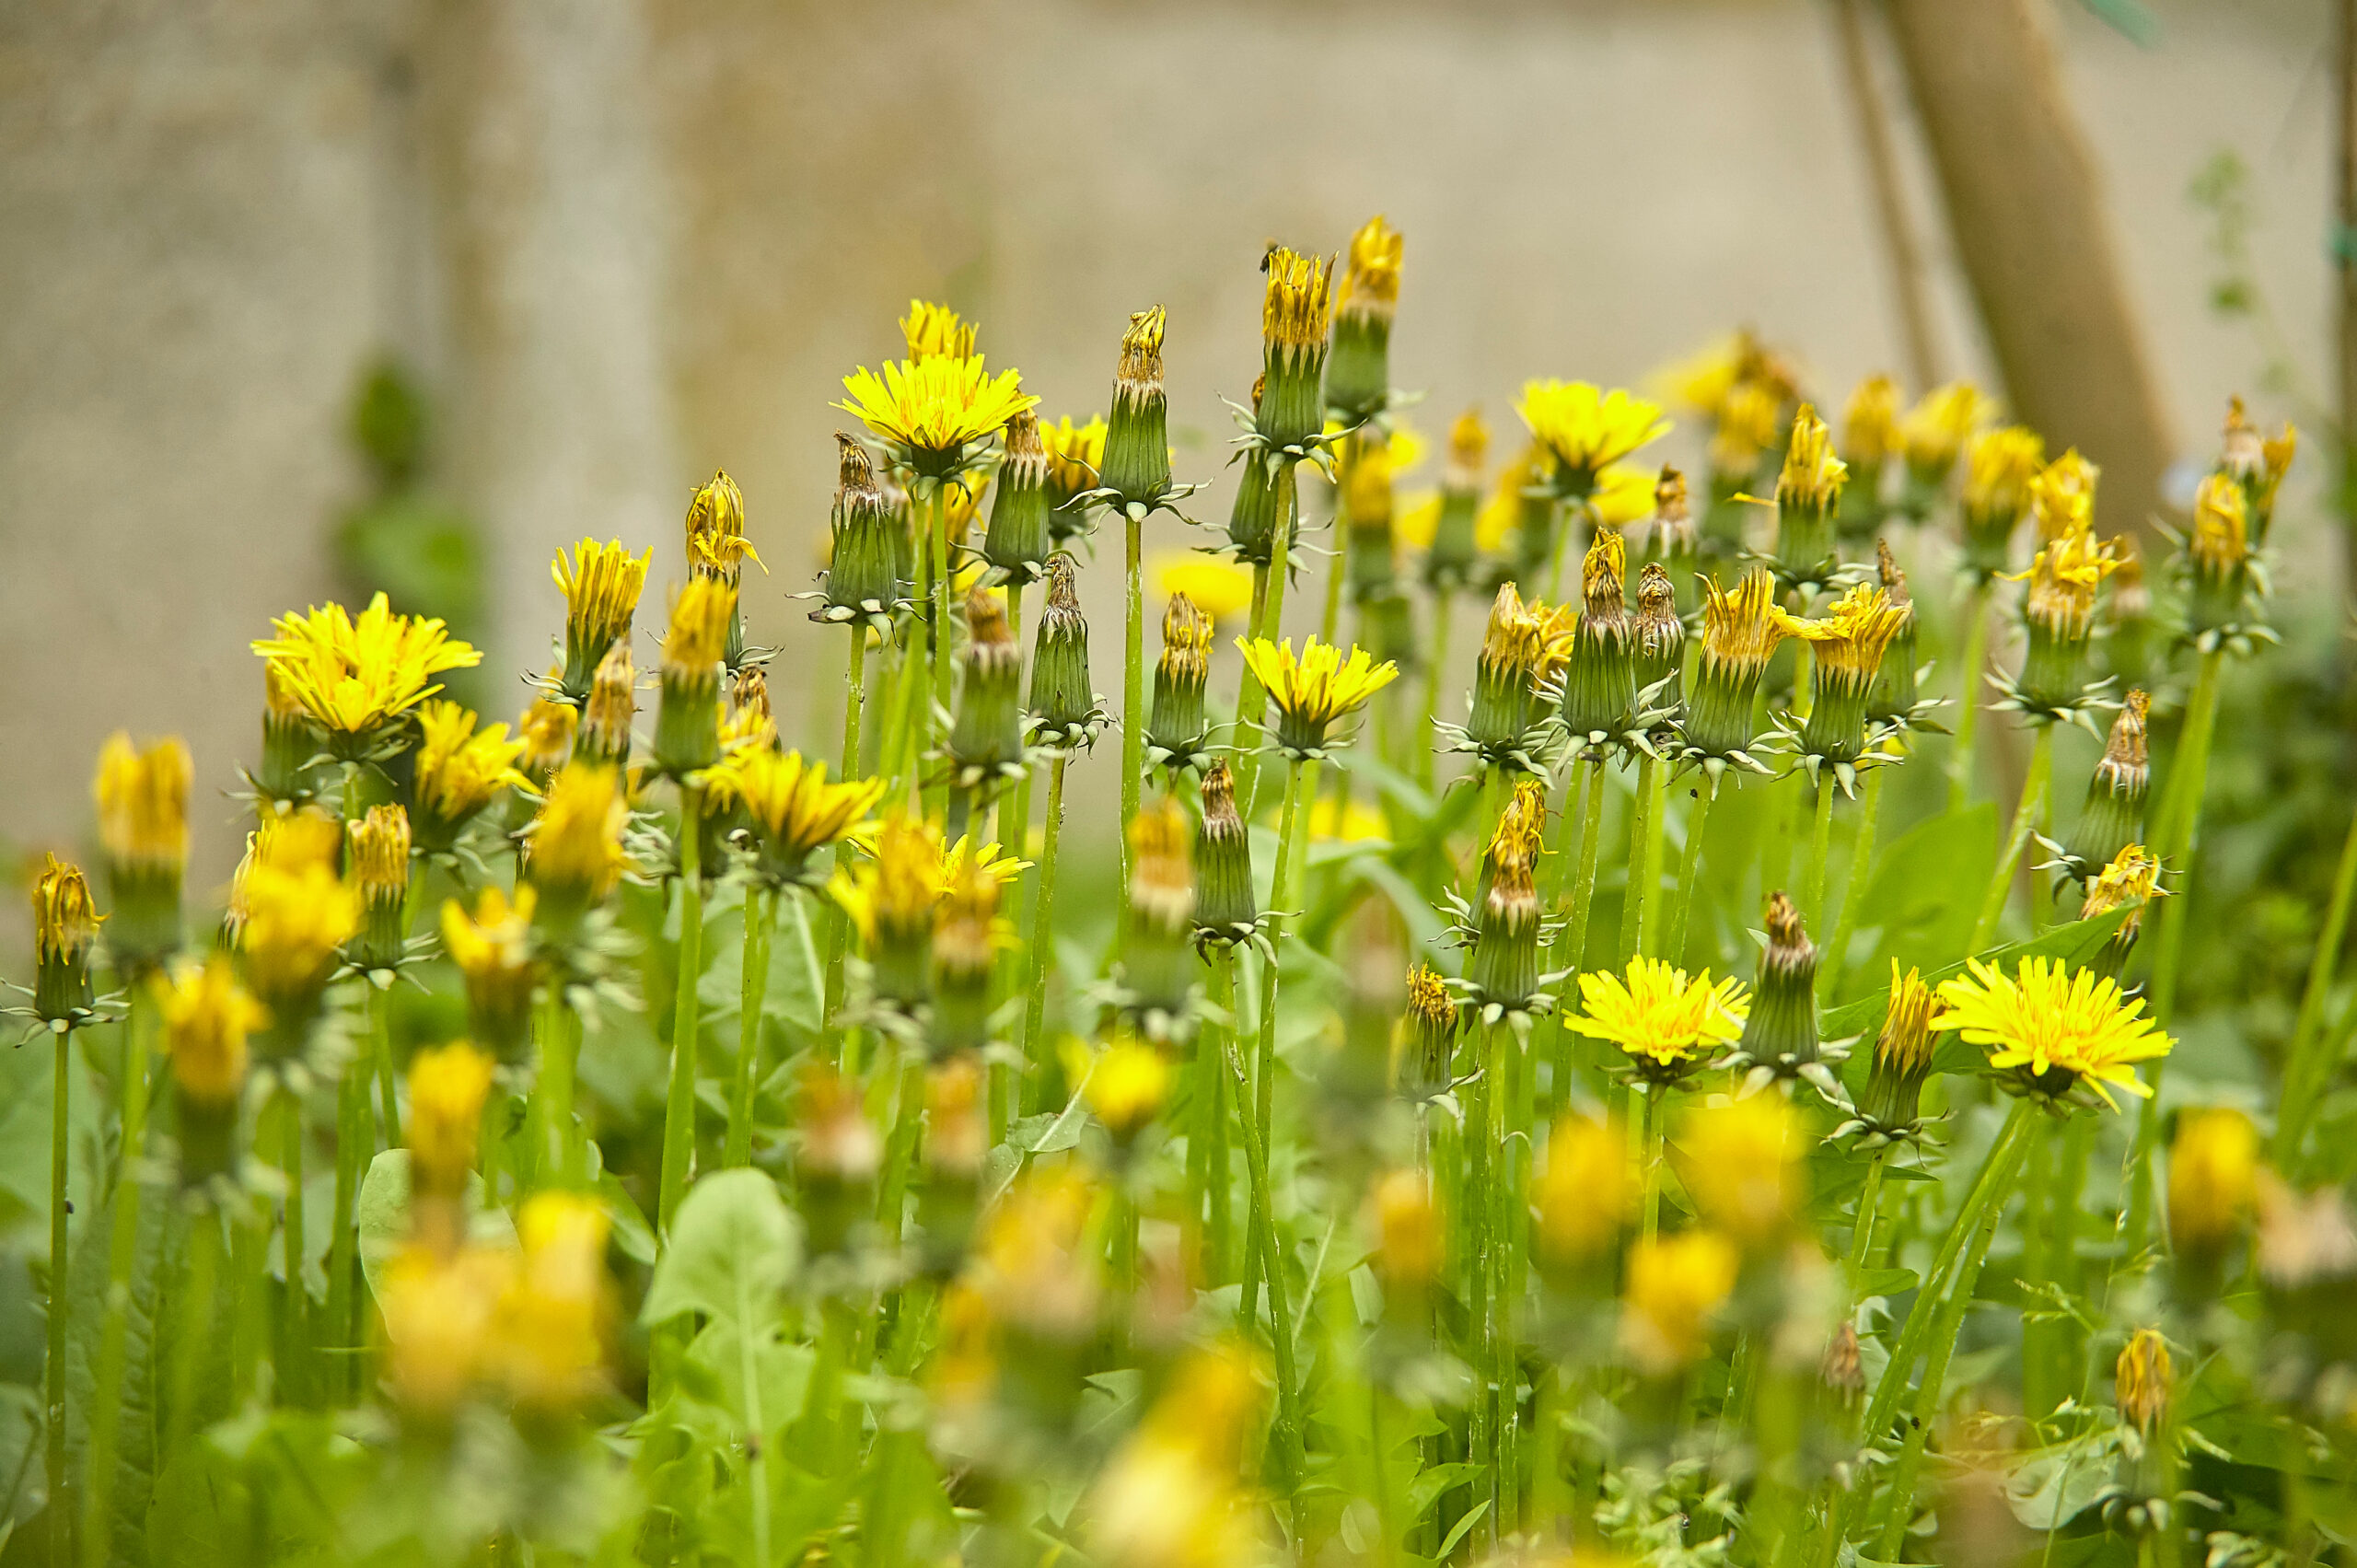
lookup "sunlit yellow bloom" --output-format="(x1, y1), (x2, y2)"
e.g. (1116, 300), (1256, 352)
(528, 762), (628, 904)
(551, 538), (650, 668)
(1775, 582), (1910, 682)
(2011, 526), (2121, 642)
(1235, 635), (1399, 756)
(1262, 247), (1335, 352)
(1878, 962), (1937, 1075)
(493, 1191), (611, 1411)
(1900, 381), (1991, 473)
(901, 298), (977, 362)
(408, 1041), (494, 1202)
(1339, 214), (1403, 316)
(1699, 566), (1786, 677)
(1152, 552), (1255, 624)
(1088, 1342), (1265, 1568)
(1621, 1230), (1740, 1374)
(95, 733), (192, 868)
(1776, 403), (1848, 515)
(1842, 375), (1902, 466)
(836, 355), (1038, 463)
(1569, 958), (1750, 1074)
(1655, 329), (1794, 417)
(1534, 1113), (1633, 1263)
(707, 748), (885, 884)
(2189, 472), (2249, 571)
(1933, 955), (2173, 1109)
(32, 854), (99, 968)
(412, 702), (528, 829)
(1083, 1036), (1170, 1138)
(346, 805), (411, 906)
(2169, 1107), (2259, 1257)
(2115, 1328), (2173, 1434)
(1678, 1096), (1805, 1241)
(158, 955), (265, 1108)
(252, 592), (482, 742)
(1517, 379), (1672, 484)
(684, 470), (763, 580)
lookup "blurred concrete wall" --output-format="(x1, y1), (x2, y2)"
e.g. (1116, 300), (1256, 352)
(0, 0), (2331, 892)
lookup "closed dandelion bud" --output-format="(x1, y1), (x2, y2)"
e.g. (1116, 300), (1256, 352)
(1679, 569), (1785, 777)
(1898, 381), (1988, 517)
(1734, 892), (1821, 1082)
(575, 645), (636, 770)
(1561, 529), (1635, 746)
(1143, 592), (1214, 771)
(1192, 761), (1259, 948)
(1519, 378), (1672, 505)
(223, 811), (342, 952)
(1423, 410), (1486, 591)
(2080, 844), (2165, 980)
(1465, 842), (1541, 1017)
(1327, 215), (1401, 423)
(1342, 433), (1400, 602)
(949, 589), (1026, 784)
(1769, 404), (1847, 590)
(159, 956), (262, 1187)
(2185, 472), (2254, 641)
(1237, 635), (1399, 761)
(707, 748), (883, 889)
(346, 804), (412, 972)
(1865, 541), (1922, 724)
(411, 702), (527, 852)
(515, 694), (575, 796)
(2032, 448), (2100, 541)
(1536, 1113), (1633, 1270)
(810, 434), (904, 627)
(1837, 374), (1900, 540)
(498, 1192), (613, 1417)
(2007, 520), (2120, 717)
(1085, 1036), (1171, 1145)
(528, 762), (627, 924)
(30, 854), (100, 1028)
(1257, 250), (1335, 454)
(1854, 963), (1935, 1144)
(95, 732), (192, 973)
(1680, 1094), (1805, 1246)
(1028, 556), (1102, 750)
(930, 852), (1004, 1059)
(1224, 446), (1292, 565)
(1959, 426), (2044, 579)
(1040, 416), (1107, 545)
(835, 813), (940, 1016)
(981, 410), (1051, 583)
(1642, 466), (1701, 611)
(1394, 962), (1459, 1103)
(1785, 584), (1910, 782)
(795, 1064), (881, 1254)
(408, 1041), (494, 1225)
(2115, 1329), (2173, 1435)
(656, 579), (731, 776)
(442, 886), (538, 1062)
(2168, 1108), (2258, 1262)
(1473, 777), (1549, 917)
(1368, 1167), (1440, 1303)
(1100, 307), (1174, 511)
(258, 662), (318, 805)
(1464, 583), (1549, 762)
(1632, 563), (1685, 726)
(238, 852), (358, 1054)
(684, 470), (759, 589)
(551, 539), (651, 702)
(2064, 691), (2150, 881)
(1119, 796), (1197, 1035)
(1621, 1230), (1740, 1375)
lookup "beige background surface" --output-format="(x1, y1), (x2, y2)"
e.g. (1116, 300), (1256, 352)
(0, 0), (2333, 901)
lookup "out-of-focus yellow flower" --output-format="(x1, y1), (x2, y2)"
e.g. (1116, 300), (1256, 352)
(528, 762), (629, 906)
(1678, 1096), (1805, 1242)
(901, 298), (978, 361)
(1040, 415), (1108, 504)
(1082, 1036), (1171, 1139)
(1842, 375), (1902, 466)
(662, 576), (735, 677)
(2029, 449), (2100, 540)
(1339, 214), (1403, 315)
(1475, 447), (1542, 553)
(1517, 380), (1672, 485)
(1776, 404), (1848, 515)
(1568, 958), (1750, 1075)
(2115, 1328), (2173, 1434)
(2168, 1107), (2259, 1257)
(1306, 796), (1389, 844)
(1088, 1343), (1265, 1568)
(157, 955), (264, 1109)
(1534, 1113), (1632, 1263)
(252, 593), (482, 744)
(1961, 426), (2045, 523)
(2189, 472), (2249, 572)
(441, 885), (537, 1058)
(1933, 956), (2172, 1109)
(516, 693), (577, 787)
(412, 702), (528, 830)
(830, 812), (945, 949)
(974, 1166), (1101, 1339)
(494, 1191), (611, 1412)
(408, 1041), (495, 1203)
(95, 733), (192, 869)
(1152, 552), (1255, 624)
(1901, 382), (1991, 474)
(1368, 1168), (1440, 1293)
(378, 1241), (512, 1417)
(1621, 1230), (1739, 1374)
(1591, 462), (1657, 526)
(238, 858), (359, 1004)
(1710, 381), (1782, 477)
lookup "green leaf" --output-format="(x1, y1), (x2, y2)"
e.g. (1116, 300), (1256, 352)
(64, 1183), (171, 1568)
(1853, 1267), (1921, 1300)
(1438, 1497), (1492, 1559)
(640, 1167), (801, 1329)
(1408, 1461), (1487, 1516)
(2006, 1432), (2123, 1529)
(678, 1318), (816, 1437)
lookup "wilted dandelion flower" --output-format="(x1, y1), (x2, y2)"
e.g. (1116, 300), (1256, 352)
(2060, 691), (2150, 884)
(1558, 528), (1637, 751)
(2079, 843), (2166, 978)
(1146, 591), (1214, 771)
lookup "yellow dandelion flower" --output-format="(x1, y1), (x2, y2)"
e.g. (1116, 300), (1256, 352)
(528, 761), (628, 905)
(1234, 635), (1399, 755)
(1776, 403), (1848, 516)
(1517, 379), (1672, 484)
(1842, 375), (1903, 466)
(1621, 1230), (1740, 1374)
(158, 955), (265, 1108)
(901, 298), (977, 362)
(2169, 1107), (2259, 1257)
(1710, 381), (1782, 476)
(1568, 957), (1751, 1073)
(237, 858), (359, 1004)
(95, 733), (192, 868)
(378, 1242), (512, 1414)
(408, 1041), (495, 1202)
(493, 1191), (611, 1412)
(1678, 1096), (1805, 1241)
(1961, 426), (2045, 523)
(412, 702), (528, 830)
(1932, 955), (2173, 1109)
(1901, 381), (1991, 473)
(1153, 552), (1255, 624)
(441, 884), (537, 1057)
(31, 854), (100, 967)
(1534, 1112), (1633, 1263)
(684, 470), (763, 580)
(1262, 247), (1335, 353)
(251, 592), (482, 744)
(662, 576), (735, 677)
(2011, 525), (2121, 642)
(2080, 843), (2165, 942)
(1306, 796), (1389, 844)
(2190, 472), (2249, 571)
(2115, 1328), (2174, 1434)
(1774, 582), (1910, 682)
(1699, 566), (1787, 677)
(708, 748), (885, 884)
(1040, 414), (1108, 504)
(835, 355), (1038, 467)
(551, 538), (651, 671)
(1083, 1037), (1170, 1138)
(1592, 462), (1659, 527)
(1340, 214), (1404, 316)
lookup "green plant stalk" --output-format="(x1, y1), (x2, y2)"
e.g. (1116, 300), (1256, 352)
(1620, 753), (1659, 961)
(1121, 511), (1144, 901)
(658, 784), (707, 1239)
(1240, 759), (1318, 1326)
(725, 884), (776, 1168)
(1495, 1016), (1523, 1542)
(323, 986), (384, 1400)
(928, 488), (954, 750)
(229, 1193), (266, 1406)
(1872, 1123), (2027, 1558)
(1232, 562), (1275, 808)
(534, 981), (579, 1185)
(1226, 1038), (1306, 1508)
(279, 1084), (308, 1400)
(1197, 953), (1236, 1283)
(1663, 784), (1715, 967)
(1416, 590), (1456, 792)
(1802, 775), (1837, 928)
(1461, 1016), (1494, 1530)
(1972, 724), (2054, 949)
(2276, 797), (2357, 1167)
(1845, 1149), (1888, 1293)
(1241, 469), (1297, 819)
(1017, 755), (1070, 1110)
(1321, 501), (1348, 646)
(1824, 765), (1887, 992)
(81, 992), (152, 1568)
(842, 623), (868, 782)
(1640, 1084), (1666, 1243)
(1547, 760), (1609, 1109)
(1948, 581), (1991, 810)
(45, 1026), (73, 1564)
(1635, 756), (1669, 959)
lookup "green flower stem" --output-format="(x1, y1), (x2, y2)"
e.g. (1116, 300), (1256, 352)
(1225, 1036), (1306, 1504)
(277, 1083), (308, 1401)
(1321, 494), (1347, 646)
(1232, 562), (1275, 808)
(1017, 755), (1070, 1112)
(928, 488), (954, 749)
(81, 992), (152, 1559)
(1636, 755), (1669, 959)
(229, 1195), (266, 1405)
(1547, 760), (1609, 1110)
(1948, 581), (1991, 810)
(842, 624), (868, 781)
(1640, 1084), (1666, 1243)
(1663, 784), (1716, 968)
(1121, 512), (1144, 901)
(324, 985), (386, 1400)
(1802, 775), (1837, 930)
(1824, 764), (1887, 993)
(1488, 1014), (1522, 1540)
(43, 1026), (71, 1557)
(1620, 753), (1660, 962)
(2279, 798), (2357, 1168)
(1240, 469), (1298, 819)
(725, 884), (776, 1168)
(1845, 1149), (1888, 1293)
(1416, 590), (1456, 793)
(1241, 757), (1318, 1332)
(1198, 951), (1237, 1283)
(533, 981), (579, 1185)
(658, 784), (707, 1240)
(1461, 1016), (1494, 1529)
(1971, 724), (2054, 949)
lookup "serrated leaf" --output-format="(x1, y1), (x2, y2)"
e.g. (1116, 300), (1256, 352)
(640, 1167), (800, 1330)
